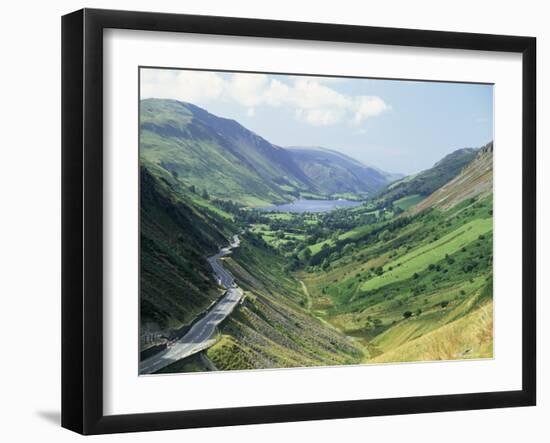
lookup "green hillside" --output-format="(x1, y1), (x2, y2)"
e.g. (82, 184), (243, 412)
(375, 147), (479, 206)
(300, 195), (493, 361)
(140, 166), (233, 336)
(413, 142), (493, 213)
(206, 238), (363, 370)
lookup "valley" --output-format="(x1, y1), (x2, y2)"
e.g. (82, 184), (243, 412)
(139, 98), (494, 374)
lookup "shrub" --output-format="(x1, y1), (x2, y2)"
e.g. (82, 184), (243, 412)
(403, 311), (413, 319)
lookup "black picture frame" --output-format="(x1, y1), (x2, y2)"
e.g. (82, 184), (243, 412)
(62, 8), (537, 435)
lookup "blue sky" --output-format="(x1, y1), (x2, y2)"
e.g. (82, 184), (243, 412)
(141, 68), (493, 175)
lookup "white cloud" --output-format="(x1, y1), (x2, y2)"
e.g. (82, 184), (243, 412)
(302, 109), (343, 126)
(264, 79), (290, 106)
(291, 78), (351, 110)
(140, 69), (224, 103)
(228, 73), (269, 107)
(141, 69), (390, 127)
(351, 96), (391, 125)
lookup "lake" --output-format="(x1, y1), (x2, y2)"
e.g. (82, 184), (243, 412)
(257, 198), (362, 213)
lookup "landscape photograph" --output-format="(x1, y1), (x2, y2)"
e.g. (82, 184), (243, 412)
(138, 68), (494, 375)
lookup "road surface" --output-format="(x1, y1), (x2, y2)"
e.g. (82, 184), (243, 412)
(139, 235), (242, 375)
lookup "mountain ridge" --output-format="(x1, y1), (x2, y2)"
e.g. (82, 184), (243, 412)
(411, 141), (493, 213)
(286, 146), (403, 195)
(140, 98), (397, 205)
(373, 145), (482, 207)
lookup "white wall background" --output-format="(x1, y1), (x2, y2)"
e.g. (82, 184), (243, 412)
(0, 0), (546, 441)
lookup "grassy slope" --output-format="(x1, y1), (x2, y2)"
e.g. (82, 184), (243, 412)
(140, 165), (234, 338)
(375, 147), (479, 205)
(394, 194), (424, 210)
(413, 142), (493, 214)
(359, 218), (492, 292)
(372, 297), (492, 363)
(206, 238), (364, 370)
(301, 195), (493, 362)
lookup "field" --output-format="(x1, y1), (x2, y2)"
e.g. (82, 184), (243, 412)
(298, 196), (493, 362)
(393, 194), (424, 210)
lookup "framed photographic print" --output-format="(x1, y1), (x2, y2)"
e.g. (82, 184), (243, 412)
(61, 8), (536, 435)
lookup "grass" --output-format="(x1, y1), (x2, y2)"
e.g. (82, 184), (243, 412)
(372, 300), (493, 363)
(360, 218), (492, 292)
(393, 194), (424, 211)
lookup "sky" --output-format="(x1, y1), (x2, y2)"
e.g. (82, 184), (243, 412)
(140, 68), (493, 175)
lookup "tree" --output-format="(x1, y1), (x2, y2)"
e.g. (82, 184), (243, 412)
(342, 243), (355, 255)
(202, 189), (210, 200)
(188, 184), (196, 194)
(302, 248), (312, 262)
(403, 311), (413, 319)
(378, 229), (392, 242)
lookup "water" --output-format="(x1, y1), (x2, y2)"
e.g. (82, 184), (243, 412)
(257, 198), (362, 213)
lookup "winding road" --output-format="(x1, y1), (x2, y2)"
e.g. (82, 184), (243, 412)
(139, 235), (243, 375)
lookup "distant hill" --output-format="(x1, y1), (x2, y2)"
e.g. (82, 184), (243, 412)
(375, 147), (480, 206)
(286, 146), (401, 195)
(412, 142), (493, 213)
(140, 99), (396, 206)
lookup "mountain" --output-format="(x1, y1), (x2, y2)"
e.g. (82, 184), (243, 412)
(140, 99), (396, 206)
(375, 147), (480, 206)
(286, 146), (401, 195)
(141, 98), (317, 206)
(412, 142), (493, 213)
